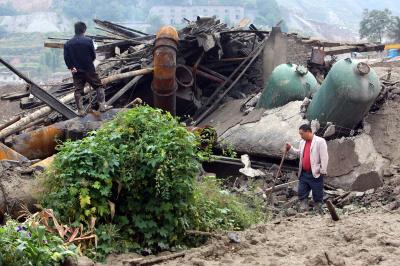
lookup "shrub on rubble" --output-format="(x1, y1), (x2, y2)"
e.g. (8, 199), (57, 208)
(42, 106), (202, 253)
(41, 105), (264, 259)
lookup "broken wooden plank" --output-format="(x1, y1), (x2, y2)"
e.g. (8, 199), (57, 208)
(126, 252), (186, 266)
(324, 44), (385, 55)
(1, 91), (30, 101)
(94, 19), (148, 38)
(96, 39), (148, 53)
(0, 115), (21, 131)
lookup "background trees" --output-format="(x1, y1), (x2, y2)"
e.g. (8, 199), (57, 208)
(359, 9), (400, 43)
(389, 16), (400, 43)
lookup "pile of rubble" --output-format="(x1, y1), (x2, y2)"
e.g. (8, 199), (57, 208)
(0, 17), (385, 140)
(0, 16), (398, 221)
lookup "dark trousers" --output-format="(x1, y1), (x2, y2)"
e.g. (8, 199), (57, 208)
(298, 171), (324, 203)
(72, 71), (103, 96)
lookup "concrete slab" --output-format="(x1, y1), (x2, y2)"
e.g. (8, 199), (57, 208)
(326, 134), (389, 191)
(218, 101), (307, 159)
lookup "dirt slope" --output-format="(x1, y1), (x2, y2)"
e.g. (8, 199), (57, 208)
(159, 209), (400, 266)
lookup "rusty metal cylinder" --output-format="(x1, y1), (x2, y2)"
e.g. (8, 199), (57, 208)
(151, 26), (179, 115)
(10, 125), (64, 160)
(9, 109), (120, 160)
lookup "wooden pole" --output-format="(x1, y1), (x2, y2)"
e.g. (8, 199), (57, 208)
(0, 115), (21, 131)
(106, 75), (143, 105)
(101, 68), (152, 84)
(267, 149), (288, 204)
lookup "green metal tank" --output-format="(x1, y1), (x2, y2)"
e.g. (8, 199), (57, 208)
(306, 58), (380, 130)
(256, 63), (319, 109)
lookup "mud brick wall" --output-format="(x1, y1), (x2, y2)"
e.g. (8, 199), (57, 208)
(286, 37), (311, 66)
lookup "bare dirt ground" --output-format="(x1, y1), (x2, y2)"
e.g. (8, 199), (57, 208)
(160, 208), (400, 266)
(101, 205), (400, 266)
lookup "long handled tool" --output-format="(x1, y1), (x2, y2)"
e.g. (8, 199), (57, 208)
(267, 149), (288, 204)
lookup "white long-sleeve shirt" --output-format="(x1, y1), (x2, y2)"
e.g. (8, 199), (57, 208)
(289, 135), (329, 178)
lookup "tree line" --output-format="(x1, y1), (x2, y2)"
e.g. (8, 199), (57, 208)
(360, 9), (400, 43)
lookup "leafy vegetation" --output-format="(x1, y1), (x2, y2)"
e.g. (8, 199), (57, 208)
(0, 219), (77, 266)
(40, 105), (265, 260)
(42, 106), (203, 254)
(389, 16), (400, 43)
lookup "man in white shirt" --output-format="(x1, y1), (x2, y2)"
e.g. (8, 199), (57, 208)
(286, 124), (329, 213)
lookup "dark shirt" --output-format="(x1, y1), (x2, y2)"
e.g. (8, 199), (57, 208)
(64, 35), (96, 73)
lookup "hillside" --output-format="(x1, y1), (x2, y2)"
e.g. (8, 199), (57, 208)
(277, 0), (400, 35)
(1, 0), (399, 40)
(0, 0), (52, 12)
(0, 12), (70, 33)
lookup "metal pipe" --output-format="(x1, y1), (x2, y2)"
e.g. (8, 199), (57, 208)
(198, 65), (230, 83)
(151, 26), (179, 115)
(10, 125), (65, 160)
(191, 67), (225, 84)
(176, 64), (194, 87)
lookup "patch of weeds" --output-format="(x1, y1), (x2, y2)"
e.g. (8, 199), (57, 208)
(190, 175), (266, 232)
(0, 219), (77, 266)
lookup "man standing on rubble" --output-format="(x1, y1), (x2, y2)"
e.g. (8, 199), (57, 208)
(64, 21), (109, 116)
(286, 124), (329, 213)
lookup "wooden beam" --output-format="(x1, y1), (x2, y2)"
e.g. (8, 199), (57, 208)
(106, 75), (143, 105)
(44, 42), (64, 49)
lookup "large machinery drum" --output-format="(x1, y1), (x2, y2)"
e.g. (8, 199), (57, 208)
(307, 58), (380, 130)
(257, 63), (319, 109)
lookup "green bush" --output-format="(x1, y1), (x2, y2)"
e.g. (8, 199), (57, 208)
(191, 175), (266, 232)
(41, 105), (266, 260)
(42, 106), (203, 253)
(0, 220), (77, 266)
